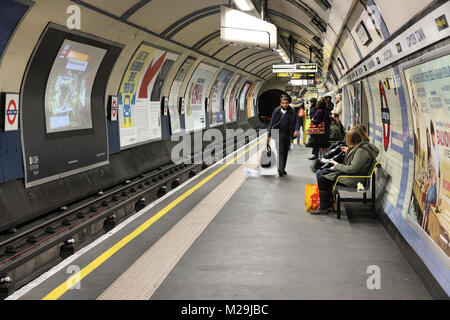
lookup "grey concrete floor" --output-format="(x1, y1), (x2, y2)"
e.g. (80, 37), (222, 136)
(152, 146), (431, 300)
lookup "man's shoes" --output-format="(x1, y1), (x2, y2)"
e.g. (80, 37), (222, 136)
(310, 207), (331, 215)
(282, 170), (287, 176)
(308, 155), (318, 160)
(278, 170), (287, 177)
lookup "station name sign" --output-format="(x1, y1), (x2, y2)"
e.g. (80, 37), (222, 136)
(273, 63), (318, 74)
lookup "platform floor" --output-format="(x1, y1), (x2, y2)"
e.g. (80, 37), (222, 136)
(8, 141), (431, 300)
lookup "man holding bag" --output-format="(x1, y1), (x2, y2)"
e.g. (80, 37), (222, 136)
(267, 95), (301, 177)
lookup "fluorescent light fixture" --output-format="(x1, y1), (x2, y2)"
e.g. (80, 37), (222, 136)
(221, 6), (278, 49)
(233, 0), (254, 11)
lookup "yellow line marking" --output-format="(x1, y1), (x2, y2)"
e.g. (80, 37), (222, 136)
(42, 138), (265, 300)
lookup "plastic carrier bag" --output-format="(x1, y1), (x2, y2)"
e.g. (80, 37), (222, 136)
(305, 184), (320, 212)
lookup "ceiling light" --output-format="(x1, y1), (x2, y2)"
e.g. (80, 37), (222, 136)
(232, 0), (254, 11)
(221, 6), (278, 49)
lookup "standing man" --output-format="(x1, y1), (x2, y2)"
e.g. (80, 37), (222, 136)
(267, 95), (300, 177)
(324, 95), (334, 114)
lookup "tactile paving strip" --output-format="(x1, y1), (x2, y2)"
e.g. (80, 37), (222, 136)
(97, 157), (258, 300)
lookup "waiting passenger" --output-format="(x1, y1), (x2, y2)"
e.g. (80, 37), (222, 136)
(308, 98), (330, 160)
(332, 93), (343, 117)
(329, 114), (344, 142)
(324, 95), (334, 113)
(290, 97), (305, 145)
(310, 127), (379, 215)
(267, 95), (301, 177)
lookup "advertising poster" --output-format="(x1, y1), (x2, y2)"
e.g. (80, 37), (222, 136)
(246, 81), (261, 118)
(45, 40), (106, 134)
(21, 26), (122, 187)
(342, 82), (362, 130)
(168, 56), (196, 134)
(224, 74), (240, 123)
(184, 63), (218, 132)
(226, 75), (245, 123)
(239, 82), (252, 112)
(404, 52), (450, 256)
(118, 44), (179, 148)
(208, 69), (233, 127)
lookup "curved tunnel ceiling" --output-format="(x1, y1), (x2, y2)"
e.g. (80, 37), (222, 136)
(75, 0), (330, 79)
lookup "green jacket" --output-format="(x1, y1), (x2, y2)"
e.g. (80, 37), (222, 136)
(329, 124), (343, 141)
(324, 142), (379, 187)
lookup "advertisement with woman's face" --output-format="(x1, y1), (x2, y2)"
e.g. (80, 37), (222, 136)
(404, 52), (450, 257)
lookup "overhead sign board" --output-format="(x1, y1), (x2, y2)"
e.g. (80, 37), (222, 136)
(277, 73), (316, 80)
(273, 63), (318, 74)
(295, 63), (318, 73)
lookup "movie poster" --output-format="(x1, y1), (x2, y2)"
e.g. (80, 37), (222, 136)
(184, 63), (218, 132)
(208, 69), (233, 127)
(118, 44), (179, 148)
(167, 56), (197, 134)
(404, 52), (450, 256)
(224, 74), (241, 123)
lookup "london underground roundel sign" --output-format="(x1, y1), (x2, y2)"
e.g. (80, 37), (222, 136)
(4, 93), (19, 131)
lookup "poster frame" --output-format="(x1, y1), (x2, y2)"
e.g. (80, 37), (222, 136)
(182, 61), (219, 133)
(20, 23), (124, 188)
(398, 44), (450, 260)
(116, 41), (180, 150)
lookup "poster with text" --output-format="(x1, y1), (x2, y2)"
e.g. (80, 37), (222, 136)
(224, 74), (240, 123)
(226, 75), (245, 123)
(404, 52), (450, 256)
(168, 56), (197, 134)
(239, 82), (252, 112)
(208, 69), (233, 127)
(247, 81), (262, 118)
(118, 44), (179, 148)
(184, 63), (218, 132)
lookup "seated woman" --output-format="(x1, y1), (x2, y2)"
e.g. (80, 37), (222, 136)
(310, 126), (379, 215)
(329, 114), (344, 142)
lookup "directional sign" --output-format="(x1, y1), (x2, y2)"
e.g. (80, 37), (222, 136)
(4, 93), (19, 131)
(277, 73), (316, 80)
(295, 63), (318, 73)
(273, 64), (295, 73)
(110, 96), (118, 121)
(273, 63), (318, 74)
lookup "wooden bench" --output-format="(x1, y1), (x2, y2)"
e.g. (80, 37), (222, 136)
(332, 161), (382, 220)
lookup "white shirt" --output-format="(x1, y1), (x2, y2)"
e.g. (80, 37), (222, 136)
(280, 108), (287, 115)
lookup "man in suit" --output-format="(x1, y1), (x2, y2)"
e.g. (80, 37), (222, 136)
(267, 95), (301, 177)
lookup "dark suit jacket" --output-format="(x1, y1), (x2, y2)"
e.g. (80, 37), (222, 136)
(268, 106), (300, 139)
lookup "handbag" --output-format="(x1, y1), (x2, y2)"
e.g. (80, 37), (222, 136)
(260, 143), (273, 168)
(307, 122), (325, 135)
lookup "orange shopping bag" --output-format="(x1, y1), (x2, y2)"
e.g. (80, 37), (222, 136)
(305, 184), (320, 212)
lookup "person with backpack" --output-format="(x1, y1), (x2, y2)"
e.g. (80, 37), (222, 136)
(267, 95), (301, 177)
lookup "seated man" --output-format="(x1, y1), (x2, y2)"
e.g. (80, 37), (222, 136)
(310, 126), (379, 215)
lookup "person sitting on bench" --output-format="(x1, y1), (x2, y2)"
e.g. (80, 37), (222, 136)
(310, 126), (379, 215)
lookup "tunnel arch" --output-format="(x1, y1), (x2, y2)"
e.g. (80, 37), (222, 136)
(258, 89), (291, 123)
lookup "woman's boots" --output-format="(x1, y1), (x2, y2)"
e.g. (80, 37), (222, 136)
(310, 191), (334, 215)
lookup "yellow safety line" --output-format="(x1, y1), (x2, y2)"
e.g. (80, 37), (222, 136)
(42, 138), (265, 300)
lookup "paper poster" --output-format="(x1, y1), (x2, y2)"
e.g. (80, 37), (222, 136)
(404, 52), (450, 256)
(118, 44), (179, 148)
(168, 56), (196, 134)
(208, 69), (234, 126)
(184, 63), (218, 132)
